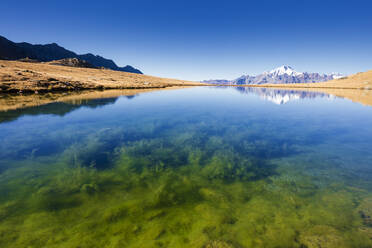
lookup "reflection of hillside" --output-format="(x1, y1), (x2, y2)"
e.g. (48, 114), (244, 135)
(235, 87), (334, 104)
(0, 97), (118, 123)
(0, 88), (186, 112)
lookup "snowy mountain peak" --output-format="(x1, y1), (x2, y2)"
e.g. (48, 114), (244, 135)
(268, 65), (302, 76)
(203, 66), (345, 85)
(330, 72), (344, 79)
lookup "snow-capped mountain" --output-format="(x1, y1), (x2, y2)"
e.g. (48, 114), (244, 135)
(203, 66), (343, 85)
(330, 73), (344, 79)
(233, 66), (343, 85)
(267, 65), (302, 77)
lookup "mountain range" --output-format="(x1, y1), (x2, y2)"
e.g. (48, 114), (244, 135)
(0, 35), (142, 74)
(203, 65), (343, 85)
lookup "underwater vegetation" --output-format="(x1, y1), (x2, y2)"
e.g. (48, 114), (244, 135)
(0, 125), (372, 248)
(1, 87), (372, 247)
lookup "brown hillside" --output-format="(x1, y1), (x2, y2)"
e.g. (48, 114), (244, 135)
(0, 60), (204, 93)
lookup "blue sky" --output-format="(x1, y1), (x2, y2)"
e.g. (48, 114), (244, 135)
(1, 0), (372, 81)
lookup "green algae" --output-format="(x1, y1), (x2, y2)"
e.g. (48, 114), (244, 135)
(0, 133), (372, 248)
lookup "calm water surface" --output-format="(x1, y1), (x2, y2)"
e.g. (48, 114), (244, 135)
(1, 87), (372, 248)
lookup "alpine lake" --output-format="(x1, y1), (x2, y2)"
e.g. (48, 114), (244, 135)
(1, 86), (372, 248)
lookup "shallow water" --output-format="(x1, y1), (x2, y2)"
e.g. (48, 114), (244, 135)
(1, 87), (372, 248)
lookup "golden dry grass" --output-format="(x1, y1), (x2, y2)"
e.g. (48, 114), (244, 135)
(0, 60), (205, 93)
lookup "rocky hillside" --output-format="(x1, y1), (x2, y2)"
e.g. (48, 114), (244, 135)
(46, 58), (96, 68)
(0, 35), (142, 74)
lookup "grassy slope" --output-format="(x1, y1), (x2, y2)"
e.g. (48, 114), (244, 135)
(0, 60), (204, 93)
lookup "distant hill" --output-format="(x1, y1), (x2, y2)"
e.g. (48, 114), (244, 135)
(203, 65), (343, 85)
(201, 79), (231, 85)
(0, 35), (142, 74)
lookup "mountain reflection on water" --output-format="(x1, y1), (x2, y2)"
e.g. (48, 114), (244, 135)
(235, 87), (335, 104)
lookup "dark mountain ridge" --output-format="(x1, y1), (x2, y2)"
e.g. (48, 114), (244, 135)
(0, 35), (142, 74)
